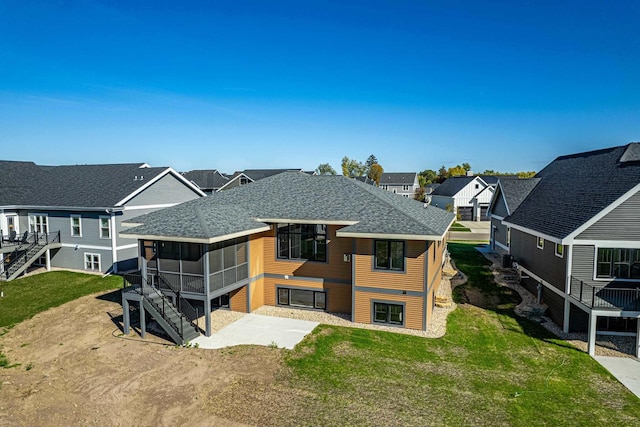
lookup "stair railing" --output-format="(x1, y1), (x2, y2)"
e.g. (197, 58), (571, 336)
(155, 273), (201, 331)
(122, 273), (198, 339)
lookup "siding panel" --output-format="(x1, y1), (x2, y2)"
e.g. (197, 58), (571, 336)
(229, 286), (247, 313)
(510, 229), (566, 291)
(353, 291), (424, 330)
(354, 239), (425, 292)
(577, 191), (640, 240)
(262, 226), (352, 281)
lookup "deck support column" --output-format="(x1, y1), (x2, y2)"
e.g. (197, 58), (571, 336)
(45, 249), (51, 271)
(123, 298), (130, 335)
(636, 319), (640, 359)
(205, 298), (212, 337)
(587, 313), (597, 356)
(562, 299), (570, 333)
(139, 300), (146, 338)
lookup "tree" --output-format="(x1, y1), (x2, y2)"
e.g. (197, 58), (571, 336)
(462, 162), (472, 172)
(365, 154), (378, 170)
(447, 165), (467, 177)
(517, 171), (536, 178)
(437, 165), (448, 183)
(414, 187), (426, 202)
(315, 163), (337, 175)
(368, 163), (384, 185)
(418, 169), (437, 187)
(341, 156), (366, 177)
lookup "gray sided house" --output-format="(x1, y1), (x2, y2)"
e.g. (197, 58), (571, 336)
(181, 169), (229, 194)
(488, 143), (640, 356)
(0, 161), (204, 280)
(488, 178), (540, 254)
(430, 176), (495, 221)
(217, 168), (311, 191)
(379, 172), (420, 198)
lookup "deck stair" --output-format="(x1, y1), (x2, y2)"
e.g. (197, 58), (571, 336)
(0, 231), (61, 282)
(123, 274), (200, 345)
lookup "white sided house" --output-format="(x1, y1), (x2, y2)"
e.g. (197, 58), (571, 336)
(429, 176), (495, 221)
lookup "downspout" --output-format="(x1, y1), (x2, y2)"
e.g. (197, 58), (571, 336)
(110, 210), (118, 273)
(563, 244), (573, 333)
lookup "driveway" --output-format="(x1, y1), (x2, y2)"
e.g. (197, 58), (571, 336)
(191, 314), (319, 350)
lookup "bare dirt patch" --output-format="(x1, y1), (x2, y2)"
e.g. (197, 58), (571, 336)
(0, 290), (285, 427)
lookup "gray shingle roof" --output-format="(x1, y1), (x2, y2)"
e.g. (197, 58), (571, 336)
(182, 169), (229, 190)
(505, 143), (640, 239)
(497, 178), (540, 215)
(380, 172), (417, 185)
(431, 176), (476, 196)
(0, 161), (169, 208)
(123, 171), (455, 241)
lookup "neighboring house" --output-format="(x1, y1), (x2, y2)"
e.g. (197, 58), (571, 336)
(430, 176), (495, 221)
(378, 173), (420, 198)
(120, 171), (455, 345)
(487, 178), (540, 254)
(487, 143), (640, 356)
(181, 169), (229, 194)
(217, 169), (312, 191)
(0, 161), (205, 280)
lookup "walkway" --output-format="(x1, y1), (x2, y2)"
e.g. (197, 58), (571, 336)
(595, 356), (640, 399)
(191, 314), (319, 350)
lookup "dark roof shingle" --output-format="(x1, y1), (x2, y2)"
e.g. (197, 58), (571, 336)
(505, 143), (640, 239)
(124, 172), (455, 241)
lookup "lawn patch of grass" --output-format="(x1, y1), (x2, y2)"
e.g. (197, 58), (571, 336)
(450, 222), (471, 232)
(0, 271), (121, 328)
(274, 243), (640, 426)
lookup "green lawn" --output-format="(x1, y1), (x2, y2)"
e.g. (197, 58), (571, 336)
(273, 243), (640, 426)
(0, 271), (122, 329)
(450, 222), (471, 232)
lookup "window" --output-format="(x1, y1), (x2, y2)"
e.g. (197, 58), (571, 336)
(277, 288), (326, 310)
(555, 243), (564, 258)
(536, 237), (544, 249)
(70, 215), (82, 237)
(596, 248), (640, 280)
(507, 227), (511, 247)
(29, 214), (48, 233)
(99, 216), (111, 239)
(402, 185), (410, 191)
(84, 253), (100, 271)
(475, 184), (480, 189)
(381, 185), (387, 190)
(373, 302), (403, 325)
(375, 240), (404, 271)
(277, 224), (327, 262)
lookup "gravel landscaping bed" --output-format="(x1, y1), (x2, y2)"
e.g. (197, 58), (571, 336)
(479, 247), (637, 358)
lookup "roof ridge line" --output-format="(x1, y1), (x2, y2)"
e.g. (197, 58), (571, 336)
(195, 205), (212, 237)
(350, 178), (436, 232)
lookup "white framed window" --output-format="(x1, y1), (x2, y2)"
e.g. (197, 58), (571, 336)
(84, 253), (101, 271)
(555, 243), (564, 258)
(596, 248), (640, 280)
(402, 185), (410, 191)
(29, 214), (48, 233)
(381, 185), (387, 190)
(99, 216), (111, 239)
(70, 215), (82, 237)
(536, 237), (544, 250)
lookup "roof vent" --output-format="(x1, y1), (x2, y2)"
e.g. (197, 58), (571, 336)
(620, 143), (640, 163)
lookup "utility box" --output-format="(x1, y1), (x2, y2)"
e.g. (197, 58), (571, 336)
(502, 254), (513, 268)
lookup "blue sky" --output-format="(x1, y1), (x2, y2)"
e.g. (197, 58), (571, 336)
(1, 1), (639, 173)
